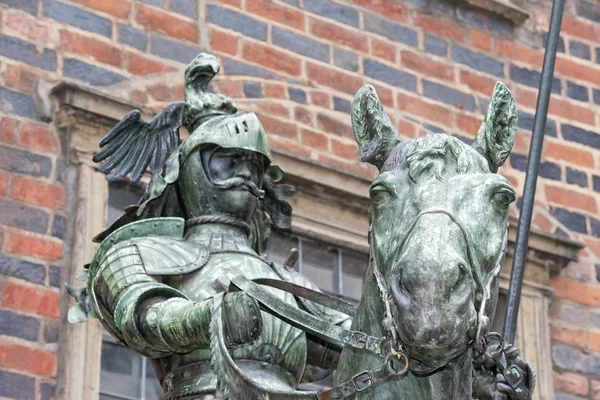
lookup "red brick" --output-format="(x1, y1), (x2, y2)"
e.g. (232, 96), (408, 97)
(0, 342), (57, 377)
(317, 114), (352, 139)
(294, 106), (312, 125)
(310, 18), (367, 52)
(545, 185), (597, 213)
(583, 237), (600, 259)
(371, 38), (397, 64)
(469, 30), (492, 52)
(352, 0), (407, 22)
(18, 123), (60, 153)
(2, 281), (60, 318)
(246, 0), (304, 31)
(1, 117), (17, 144)
(414, 13), (465, 42)
(259, 115), (298, 139)
(533, 211), (552, 232)
(372, 84), (394, 108)
(0, 171), (8, 196)
(397, 118), (417, 139)
(136, 5), (198, 42)
(5, 10), (49, 46)
(11, 177), (66, 210)
(550, 324), (588, 349)
(460, 70), (497, 96)
(253, 102), (290, 118)
(216, 80), (243, 98)
(331, 137), (359, 159)
(561, 16), (598, 42)
(555, 56), (600, 86)
(71, 0), (131, 18)
(396, 92), (453, 127)
(210, 28), (238, 56)
(550, 277), (600, 307)
(219, 0), (240, 6)
(553, 371), (589, 397)
(311, 91), (331, 108)
(6, 64), (41, 93)
(149, 83), (173, 102)
(548, 96), (596, 126)
(544, 140), (595, 168)
(301, 128), (328, 151)
(268, 135), (311, 158)
(457, 113), (480, 136)
(306, 62), (363, 96)
(127, 53), (177, 75)
(591, 331), (600, 353)
(6, 232), (63, 262)
(263, 83), (286, 99)
(242, 42), (302, 76)
(496, 40), (543, 68)
(402, 50), (453, 81)
(592, 380), (600, 400)
(130, 89), (149, 105)
(512, 86), (538, 110)
(61, 30), (122, 67)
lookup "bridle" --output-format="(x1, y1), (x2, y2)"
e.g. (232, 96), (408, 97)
(370, 207), (509, 357)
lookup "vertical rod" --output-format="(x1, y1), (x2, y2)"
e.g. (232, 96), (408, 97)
(333, 248), (343, 294)
(297, 237), (304, 274)
(502, 0), (564, 345)
(141, 358), (147, 400)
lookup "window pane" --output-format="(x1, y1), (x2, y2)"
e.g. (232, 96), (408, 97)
(491, 292), (507, 333)
(144, 359), (163, 400)
(267, 230), (298, 267)
(341, 248), (368, 301)
(302, 238), (335, 293)
(100, 342), (142, 398)
(107, 182), (143, 226)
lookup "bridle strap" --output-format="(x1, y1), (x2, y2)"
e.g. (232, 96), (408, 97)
(370, 208), (508, 354)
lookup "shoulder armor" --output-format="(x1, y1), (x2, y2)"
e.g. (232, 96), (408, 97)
(134, 237), (209, 275)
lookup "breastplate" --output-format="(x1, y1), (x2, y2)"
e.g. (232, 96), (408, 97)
(152, 229), (308, 399)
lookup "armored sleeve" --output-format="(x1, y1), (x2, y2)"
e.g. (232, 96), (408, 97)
(91, 238), (213, 358)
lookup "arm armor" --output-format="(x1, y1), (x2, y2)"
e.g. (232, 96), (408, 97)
(92, 241), (213, 358)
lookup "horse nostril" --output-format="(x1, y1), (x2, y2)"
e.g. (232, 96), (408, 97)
(450, 263), (468, 293)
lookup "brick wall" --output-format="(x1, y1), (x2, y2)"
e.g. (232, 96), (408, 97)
(0, 0), (599, 399)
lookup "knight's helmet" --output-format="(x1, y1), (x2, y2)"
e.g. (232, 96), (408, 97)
(93, 53), (293, 253)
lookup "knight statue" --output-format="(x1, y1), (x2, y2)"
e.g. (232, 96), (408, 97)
(67, 52), (534, 400)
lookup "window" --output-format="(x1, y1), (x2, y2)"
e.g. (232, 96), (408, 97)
(99, 183), (163, 400)
(267, 230), (368, 302)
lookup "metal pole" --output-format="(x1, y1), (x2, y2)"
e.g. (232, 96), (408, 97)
(502, 0), (564, 345)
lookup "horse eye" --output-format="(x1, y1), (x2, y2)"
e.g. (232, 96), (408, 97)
(492, 190), (515, 208)
(370, 187), (390, 205)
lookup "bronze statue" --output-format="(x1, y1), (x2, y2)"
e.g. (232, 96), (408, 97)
(67, 52), (534, 399)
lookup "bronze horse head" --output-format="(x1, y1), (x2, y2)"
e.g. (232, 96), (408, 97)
(336, 82), (518, 399)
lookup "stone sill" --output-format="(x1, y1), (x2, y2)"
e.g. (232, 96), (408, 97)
(462, 0), (529, 24)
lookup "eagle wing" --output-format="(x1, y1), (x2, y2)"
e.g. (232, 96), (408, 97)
(92, 101), (185, 182)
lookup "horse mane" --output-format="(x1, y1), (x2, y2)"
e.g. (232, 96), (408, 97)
(383, 133), (489, 183)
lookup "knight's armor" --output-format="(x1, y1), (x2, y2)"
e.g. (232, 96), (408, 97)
(89, 217), (349, 399)
(76, 53), (351, 399)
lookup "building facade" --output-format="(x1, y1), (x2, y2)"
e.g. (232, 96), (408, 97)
(0, 0), (598, 399)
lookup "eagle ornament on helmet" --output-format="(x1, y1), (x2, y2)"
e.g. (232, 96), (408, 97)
(92, 52), (294, 254)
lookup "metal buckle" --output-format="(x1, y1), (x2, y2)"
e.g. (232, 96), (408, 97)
(353, 331), (367, 348)
(351, 371), (373, 392)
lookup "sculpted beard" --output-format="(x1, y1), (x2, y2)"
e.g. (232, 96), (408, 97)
(213, 177), (265, 199)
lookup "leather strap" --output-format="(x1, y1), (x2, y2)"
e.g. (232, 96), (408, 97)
(249, 278), (356, 317)
(230, 276), (386, 357)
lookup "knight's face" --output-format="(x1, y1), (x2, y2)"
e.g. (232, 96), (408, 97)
(178, 145), (265, 222)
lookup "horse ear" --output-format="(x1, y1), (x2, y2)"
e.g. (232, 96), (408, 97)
(352, 85), (401, 171)
(472, 82), (518, 173)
